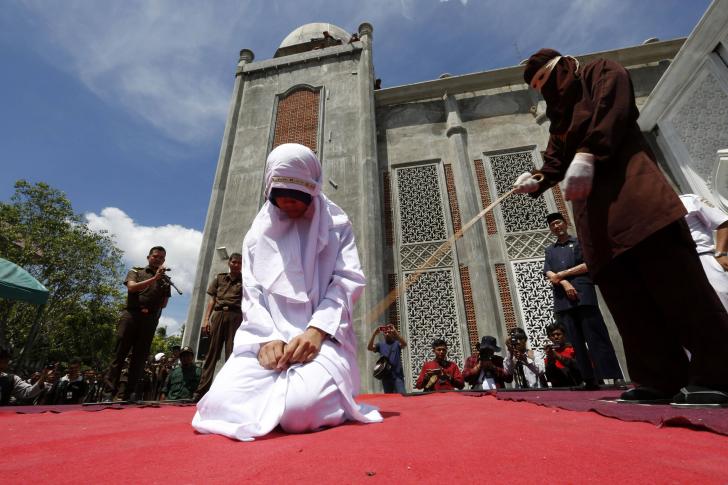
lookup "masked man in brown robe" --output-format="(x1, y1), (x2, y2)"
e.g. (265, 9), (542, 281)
(513, 48), (728, 406)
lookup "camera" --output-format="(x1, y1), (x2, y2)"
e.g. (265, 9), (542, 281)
(479, 348), (493, 360)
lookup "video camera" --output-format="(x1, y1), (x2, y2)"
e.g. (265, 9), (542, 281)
(157, 268), (183, 295)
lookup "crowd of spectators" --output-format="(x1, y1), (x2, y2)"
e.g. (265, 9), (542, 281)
(0, 344), (201, 406)
(368, 323), (625, 395)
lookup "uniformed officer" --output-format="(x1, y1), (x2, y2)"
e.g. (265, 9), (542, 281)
(193, 252), (243, 400)
(104, 246), (171, 401)
(160, 346), (201, 401)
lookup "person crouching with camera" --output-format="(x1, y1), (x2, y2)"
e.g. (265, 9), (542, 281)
(544, 322), (583, 388)
(462, 336), (511, 390)
(503, 328), (546, 389)
(415, 339), (464, 392)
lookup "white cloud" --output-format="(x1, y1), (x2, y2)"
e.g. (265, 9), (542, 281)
(84, 207), (202, 295)
(19, 0), (247, 143)
(159, 315), (184, 336)
(14, 0), (700, 146)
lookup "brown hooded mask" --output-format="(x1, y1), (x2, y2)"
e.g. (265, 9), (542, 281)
(524, 48), (582, 135)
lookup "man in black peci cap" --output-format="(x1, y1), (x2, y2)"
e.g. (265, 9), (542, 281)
(544, 212), (622, 389)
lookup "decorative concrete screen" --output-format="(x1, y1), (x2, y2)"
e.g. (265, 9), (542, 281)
(670, 71), (728, 186)
(394, 163), (465, 388)
(487, 150), (554, 354)
(510, 260), (553, 353)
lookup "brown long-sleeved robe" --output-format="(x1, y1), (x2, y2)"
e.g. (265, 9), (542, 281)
(532, 59), (685, 278)
(530, 58), (728, 393)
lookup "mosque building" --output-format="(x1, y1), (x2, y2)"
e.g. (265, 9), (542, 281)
(184, 2), (728, 392)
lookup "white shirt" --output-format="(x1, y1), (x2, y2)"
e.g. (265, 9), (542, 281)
(680, 194), (728, 254)
(503, 350), (545, 388)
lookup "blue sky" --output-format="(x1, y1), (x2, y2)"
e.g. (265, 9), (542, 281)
(0, 0), (713, 334)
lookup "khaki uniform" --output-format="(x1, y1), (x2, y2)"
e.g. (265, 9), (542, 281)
(105, 266), (171, 399)
(195, 272), (243, 396)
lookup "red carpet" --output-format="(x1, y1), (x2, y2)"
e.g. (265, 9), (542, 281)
(3, 393), (728, 484)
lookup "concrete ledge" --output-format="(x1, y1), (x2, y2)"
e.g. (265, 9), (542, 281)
(375, 38), (684, 107)
(239, 42), (362, 75)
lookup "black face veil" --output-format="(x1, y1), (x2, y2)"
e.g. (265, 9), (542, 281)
(524, 49), (582, 135)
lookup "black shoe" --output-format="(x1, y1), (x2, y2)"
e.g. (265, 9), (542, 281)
(671, 386), (728, 407)
(613, 379), (628, 389)
(571, 379), (600, 391)
(617, 386), (672, 404)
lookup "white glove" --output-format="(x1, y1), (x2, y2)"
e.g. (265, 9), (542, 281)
(513, 172), (539, 193)
(562, 152), (595, 201)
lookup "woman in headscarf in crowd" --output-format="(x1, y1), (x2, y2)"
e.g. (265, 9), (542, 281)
(192, 143), (382, 440)
(513, 49), (728, 406)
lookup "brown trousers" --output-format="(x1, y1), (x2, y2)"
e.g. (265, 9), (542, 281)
(195, 309), (243, 396)
(596, 220), (728, 393)
(105, 309), (160, 399)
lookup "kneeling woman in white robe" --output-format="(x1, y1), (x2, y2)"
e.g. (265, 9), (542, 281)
(192, 143), (382, 441)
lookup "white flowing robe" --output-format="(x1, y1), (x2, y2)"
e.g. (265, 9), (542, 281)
(192, 144), (382, 441)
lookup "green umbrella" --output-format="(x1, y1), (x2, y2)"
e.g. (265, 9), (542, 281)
(0, 258), (49, 370)
(0, 257), (49, 305)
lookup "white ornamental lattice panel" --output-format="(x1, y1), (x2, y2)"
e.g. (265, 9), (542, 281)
(489, 151), (550, 233)
(504, 230), (553, 260)
(511, 260), (554, 362)
(403, 269), (464, 388)
(400, 242), (453, 270)
(396, 164), (448, 244)
(671, 71), (728, 183)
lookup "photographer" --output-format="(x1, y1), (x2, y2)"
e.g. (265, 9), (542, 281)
(104, 246), (172, 401)
(367, 324), (407, 394)
(53, 357), (88, 404)
(503, 328), (546, 389)
(415, 339), (464, 391)
(463, 336), (511, 390)
(544, 322), (583, 388)
(0, 347), (50, 405)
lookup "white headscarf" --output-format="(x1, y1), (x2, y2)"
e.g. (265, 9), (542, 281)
(250, 143), (346, 303)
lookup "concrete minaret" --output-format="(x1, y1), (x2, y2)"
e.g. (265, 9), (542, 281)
(184, 23), (384, 391)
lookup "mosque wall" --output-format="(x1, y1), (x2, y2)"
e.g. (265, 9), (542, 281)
(189, 18), (697, 393)
(375, 41), (679, 391)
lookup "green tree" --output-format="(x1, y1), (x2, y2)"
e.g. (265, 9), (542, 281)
(150, 324), (183, 356)
(0, 180), (124, 371)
